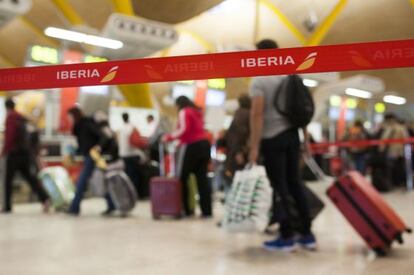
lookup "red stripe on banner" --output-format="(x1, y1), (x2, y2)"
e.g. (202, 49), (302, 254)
(311, 137), (414, 151)
(0, 39), (413, 91)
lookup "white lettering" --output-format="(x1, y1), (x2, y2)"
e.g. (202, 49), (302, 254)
(246, 58), (256, 67)
(91, 69), (99, 77)
(78, 70), (86, 78)
(240, 56), (296, 68)
(258, 57), (266, 67)
(56, 69), (101, 80)
(285, 56), (295, 65)
(268, 57), (278, 66)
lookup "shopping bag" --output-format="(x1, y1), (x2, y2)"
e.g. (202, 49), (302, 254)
(129, 128), (148, 149)
(223, 165), (272, 233)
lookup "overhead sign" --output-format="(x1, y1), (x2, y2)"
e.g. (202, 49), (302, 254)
(29, 45), (59, 65)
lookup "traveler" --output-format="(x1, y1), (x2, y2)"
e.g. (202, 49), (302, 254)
(379, 113), (409, 186)
(224, 95), (251, 181)
(1, 98), (50, 213)
(344, 120), (369, 175)
(118, 113), (146, 197)
(66, 106), (116, 216)
(163, 96), (212, 218)
(146, 114), (157, 138)
(249, 39), (316, 251)
(94, 111), (120, 162)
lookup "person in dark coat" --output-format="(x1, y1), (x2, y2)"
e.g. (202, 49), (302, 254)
(224, 95), (251, 181)
(66, 106), (116, 216)
(1, 98), (49, 213)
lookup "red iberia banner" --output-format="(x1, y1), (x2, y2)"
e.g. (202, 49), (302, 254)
(0, 39), (413, 91)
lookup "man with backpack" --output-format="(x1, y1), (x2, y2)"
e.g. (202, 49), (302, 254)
(1, 98), (49, 213)
(249, 39), (316, 252)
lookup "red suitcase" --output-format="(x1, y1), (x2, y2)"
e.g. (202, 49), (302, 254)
(327, 171), (411, 255)
(150, 143), (182, 219)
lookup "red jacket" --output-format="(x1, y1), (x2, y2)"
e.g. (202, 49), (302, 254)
(166, 107), (206, 145)
(2, 110), (23, 155)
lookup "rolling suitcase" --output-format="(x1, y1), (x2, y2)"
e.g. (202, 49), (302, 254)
(106, 160), (137, 215)
(327, 171), (411, 255)
(38, 166), (75, 211)
(150, 143), (182, 219)
(90, 149), (137, 215)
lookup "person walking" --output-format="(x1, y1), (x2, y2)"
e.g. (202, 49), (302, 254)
(163, 96), (212, 218)
(1, 98), (49, 213)
(66, 106), (116, 216)
(118, 113), (146, 197)
(249, 39), (316, 252)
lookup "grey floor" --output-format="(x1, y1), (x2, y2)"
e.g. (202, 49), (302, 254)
(1, 183), (414, 275)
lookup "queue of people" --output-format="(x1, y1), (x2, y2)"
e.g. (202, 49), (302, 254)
(2, 39), (412, 255)
(342, 113), (412, 192)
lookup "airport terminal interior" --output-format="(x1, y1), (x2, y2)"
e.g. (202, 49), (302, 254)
(0, 0), (414, 274)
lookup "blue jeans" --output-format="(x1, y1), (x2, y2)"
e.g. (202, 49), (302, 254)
(351, 153), (366, 175)
(69, 156), (115, 214)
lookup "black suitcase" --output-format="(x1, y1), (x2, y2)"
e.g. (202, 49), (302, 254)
(371, 166), (392, 192)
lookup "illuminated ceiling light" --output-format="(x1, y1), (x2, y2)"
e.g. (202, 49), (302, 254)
(303, 79), (319, 88)
(346, 98), (358, 109)
(345, 88), (372, 99)
(45, 27), (123, 49)
(375, 102), (386, 113)
(329, 95), (341, 107)
(383, 95), (406, 105)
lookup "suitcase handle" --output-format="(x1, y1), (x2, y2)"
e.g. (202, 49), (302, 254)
(159, 142), (176, 178)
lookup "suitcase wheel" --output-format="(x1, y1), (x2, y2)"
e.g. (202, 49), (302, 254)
(406, 228), (413, 234)
(174, 215), (182, 220)
(395, 234), (404, 244)
(374, 247), (387, 257)
(152, 214), (161, 220)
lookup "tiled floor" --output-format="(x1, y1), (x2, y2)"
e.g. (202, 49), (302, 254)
(1, 183), (413, 275)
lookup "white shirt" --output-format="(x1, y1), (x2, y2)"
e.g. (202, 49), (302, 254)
(118, 123), (145, 160)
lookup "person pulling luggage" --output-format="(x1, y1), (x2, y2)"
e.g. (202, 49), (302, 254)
(162, 96), (212, 218)
(66, 106), (116, 216)
(249, 39), (316, 252)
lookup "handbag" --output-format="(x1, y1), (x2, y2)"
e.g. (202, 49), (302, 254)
(129, 128), (148, 149)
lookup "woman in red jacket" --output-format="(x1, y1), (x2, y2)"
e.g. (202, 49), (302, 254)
(163, 96), (212, 218)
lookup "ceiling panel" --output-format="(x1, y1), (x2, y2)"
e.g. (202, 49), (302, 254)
(0, 19), (57, 66)
(68, 0), (113, 29)
(24, 0), (67, 30)
(132, 0), (225, 24)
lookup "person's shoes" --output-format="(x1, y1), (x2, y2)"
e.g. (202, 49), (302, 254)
(183, 211), (195, 218)
(263, 237), (297, 252)
(119, 212), (129, 218)
(101, 209), (116, 217)
(42, 200), (51, 213)
(201, 214), (213, 219)
(1, 209), (11, 214)
(296, 234), (317, 251)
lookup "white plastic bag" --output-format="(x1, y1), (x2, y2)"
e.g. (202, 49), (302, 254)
(223, 165), (272, 233)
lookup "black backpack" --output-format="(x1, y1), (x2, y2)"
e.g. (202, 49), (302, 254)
(273, 75), (315, 128)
